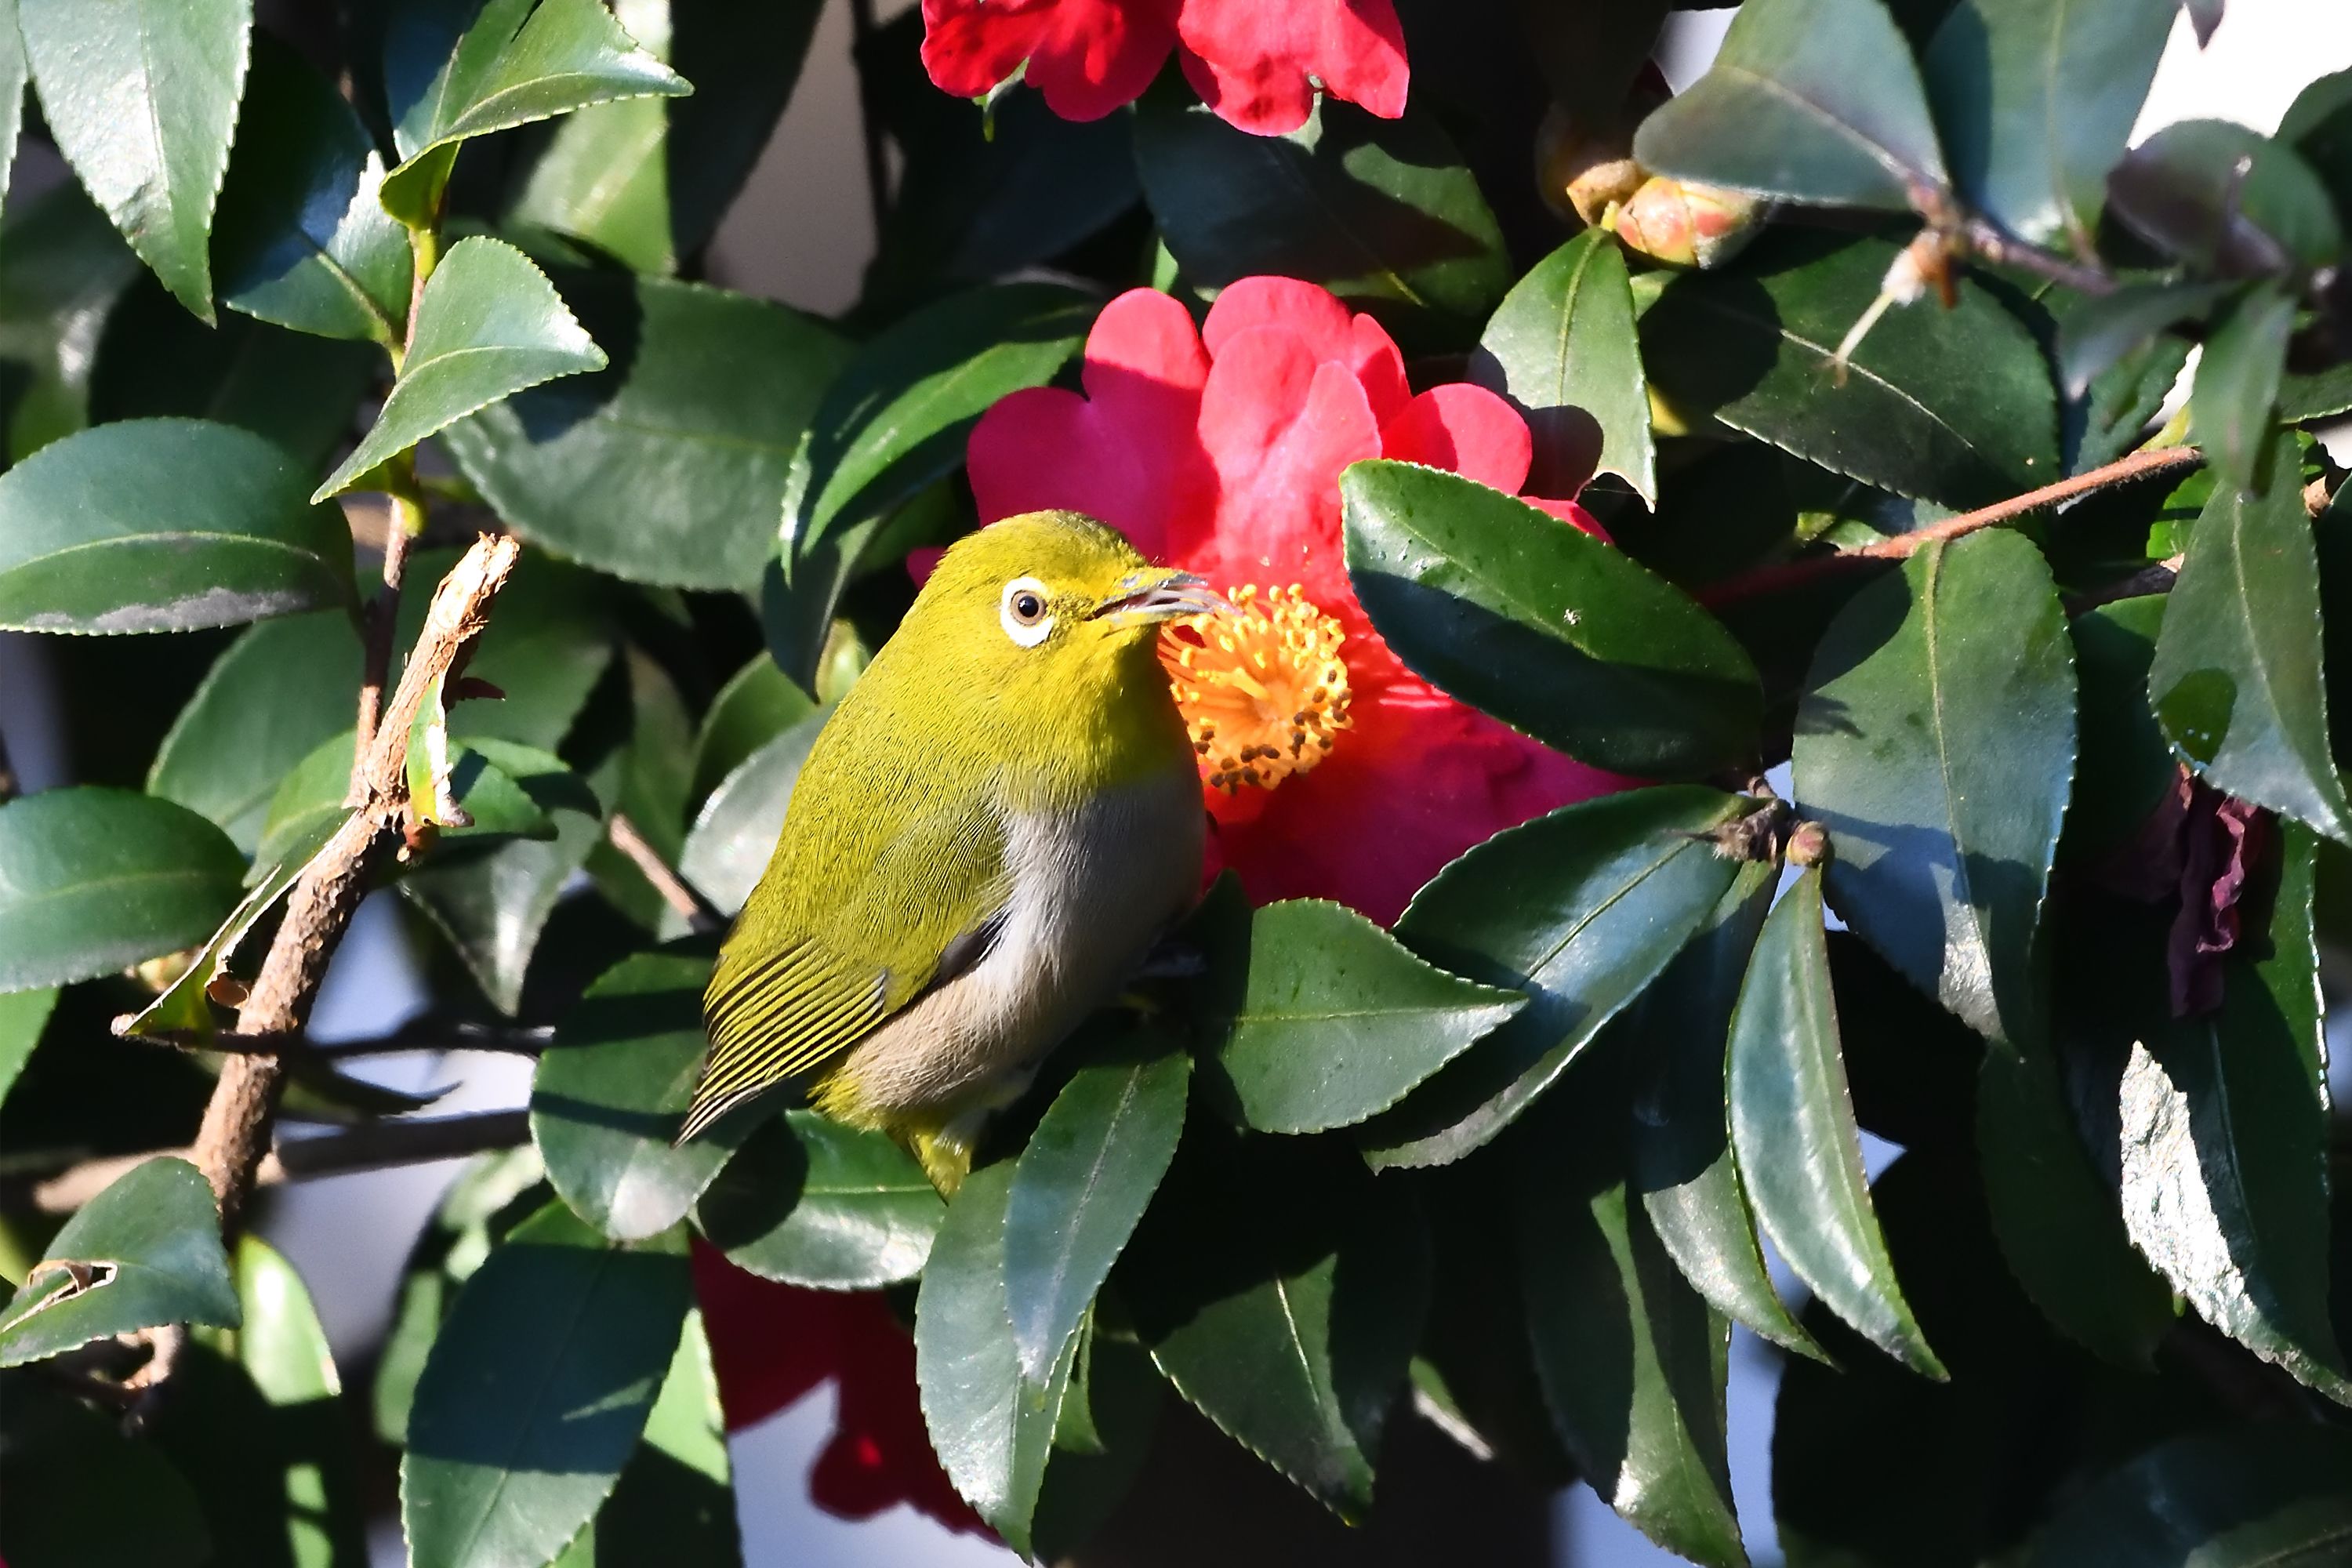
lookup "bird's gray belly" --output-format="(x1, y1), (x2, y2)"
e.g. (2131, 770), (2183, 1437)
(838, 769), (1203, 1117)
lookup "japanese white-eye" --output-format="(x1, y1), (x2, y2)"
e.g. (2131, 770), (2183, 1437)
(684, 512), (1225, 1189)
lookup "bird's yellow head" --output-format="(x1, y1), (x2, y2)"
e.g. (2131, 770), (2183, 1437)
(879, 511), (1226, 793)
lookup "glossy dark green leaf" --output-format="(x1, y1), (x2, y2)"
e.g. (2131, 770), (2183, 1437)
(1794, 529), (2075, 1044)
(510, 0), (822, 275)
(2149, 430), (2350, 844)
(0, 0), (22, 213)
(145, 612), (361, 853)
(250, 734), (365, 880)
(401, 1203), (692, 1568)
(1341, 462), (1762, 778)
(0, 787), (245, 989)
(0, 1376), (211, 1568)
(1518, 1094), (1745, 1568)
(1922, 0), (2173, 249)
(1628, 862), (1824, 1361)
(2026, 1425), (2352, 1568)
(213, 38), (411, 346)
(401, 800), (607, 1014)
(0, 183), (141, 464)
(316, 238), (605, 501)
(534, 947), (741, 1241)
(1472, 230), (1654, 503)
(89, 274), (377, 470)
(1134, 95), (1507, 350)
(379, 0), (691, 227)
(916, 1160), (1073, 1555)
(2064, 595), (2177, 862)
(2190, 284), (2296, 496)
(787, 281), (1091, 568)
(1642, 230), (2060, 507)
(0, 985), (54, 1109)
(445, 273), (847, 591)
(1030, 1323), (1162, 1563)
(1006, 1040), (1190, 1379)
(2278, 359), (2352, 424)
(1633, 0), (1947, 210)
(1123, 1134), (1429, 1523)
(695, 1109), (942, 1290)
(0, 1156), (238, 1367)
(691, 655), (815, 809)
(2055, 278), (2233, 397)
(2107, 120), (2344, 275)
(1365, 786), (1748, 1167)
(2280, 66), (2352, 222)
(17, 0), (249, 319)
(1730, 868), (1944, 1377)
(2078, 335), (2194, 474)
(1200, 898), (1524, 1134)
(0, 419), (354, 633)
(676, 709), (826, 922)
(550, 1308), (739, 1566)
(2118, 826), (2348, 1402)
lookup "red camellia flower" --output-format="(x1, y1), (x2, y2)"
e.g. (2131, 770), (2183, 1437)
(945, 278), (1624, 925)
(919, 0), (1407, 136)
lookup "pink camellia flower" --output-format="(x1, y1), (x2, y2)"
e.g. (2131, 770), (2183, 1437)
(918, 0), (1407, 136)
(942, 278), (1624, 925)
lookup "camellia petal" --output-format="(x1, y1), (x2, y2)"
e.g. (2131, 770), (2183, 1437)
(1025, 0), (1181, 122)
(1381, 383), (1535, 496)
(1175, 0), (1410, 134)
(919, 0), (1058, 98)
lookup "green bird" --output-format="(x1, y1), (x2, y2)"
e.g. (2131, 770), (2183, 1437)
(683, 512), (1224, 1189)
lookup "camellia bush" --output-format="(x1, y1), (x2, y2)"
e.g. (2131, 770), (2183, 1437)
(4, 0), (2352, 1563)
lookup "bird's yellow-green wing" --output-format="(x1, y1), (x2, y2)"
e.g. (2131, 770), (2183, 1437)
(683, 764), (1011, 1142)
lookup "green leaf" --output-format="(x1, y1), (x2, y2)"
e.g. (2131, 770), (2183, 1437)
(88, 277), (380, 470)
(1730, 867), (1944, 1376)
(1133, 94), (1508, 350)
(314, 238), (604, 502)
(2190, 284), (2296, 496)
(2278, 358), (2352, 425)
(2118, 825), (2348, 1402)
(1363, 786), (1748, 1168)
(1200, 898), (1525, 1134)
(676, 709), (826, 922)
(915, 1161), (1073, 1555)
(534, 946), (745, 1241)
(2078, 336), (2194, 474)
(1632, 0), (1947, 210)
(1793, 529), (2075, 1043)
(213, 38), (412, 346)
(2053, 277), (2234, 397)
(401, 1203), (692, 1568)
(1342, 462), (1763, 778)
(17, 0), (250, 320)
(1472, 231), (1656, 503)
(0, 1156), (238, 1367)
(695, 1109), (942, 1290)
(1122, 1133), (1429, 1523)
(1005, 1038), (1191, 1380)
(580, 648), (695, 932)
(510, 0), (823, 275)
(0, 419), (354, 633)
(2149, 430), (2351, 844)
(552, 1308), (740, 1566)
(0, 184), (141, 466)
(691, 654), (816, 809)
(0, 787), (245, 990)
(378, 0), (691, 228)
(1628, 862), (1825, 1361)
(1030, 1323), (1162, 1563)
(1642, 230), (2060, 508)
(251, 734), (365, 880)
(2063, 594), (2177, 862)
(0, 0), (22, 217)
(445, 272), (848, 591)
(1921, 0), (2175, 249)
(2280, 67), (2352, 223)
(2026, 1425), (2352, 1568)
(785, 279), (1089, 580)
(0, 1376), (211, 1568)
(1517, 1092), (1745, 1568)
(401, 798), (606, 1014)
(2107, 120), (2344, 275)
(0, 985), (54, 1109)
(150, 1236), (371, 1568)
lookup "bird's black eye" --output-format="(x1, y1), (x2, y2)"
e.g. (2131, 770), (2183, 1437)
(1011, 590), (1045, 624)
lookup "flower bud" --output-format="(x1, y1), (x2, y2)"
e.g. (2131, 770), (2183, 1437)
(1613, 178), (1766, 270)
(1786, 820), (1832, 868)
(1534, 103), (1646, 228)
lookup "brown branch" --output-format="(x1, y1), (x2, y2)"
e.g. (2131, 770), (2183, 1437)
(1703, 445), (2205, 608)
(1958, 215), (2118, 298)
(350, 466), (426, 800)
(190, 535), (522, 1238)
(608, 812), (725, 934)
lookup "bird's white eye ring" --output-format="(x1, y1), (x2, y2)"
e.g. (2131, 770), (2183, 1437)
(1000, 577), (1054, 647)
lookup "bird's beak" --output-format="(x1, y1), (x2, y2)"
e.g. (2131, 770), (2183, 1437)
(1087, 569), (1231, 623)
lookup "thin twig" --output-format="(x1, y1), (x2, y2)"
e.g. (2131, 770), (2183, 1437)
(608, 812), (725, 934)
(111, 1018), (553, 1060)
(1703, 445), (2205, 607)
(2065, 554), (2184, 615)
(1959, 216), (2119, 298)
(350, 461), (424, 800)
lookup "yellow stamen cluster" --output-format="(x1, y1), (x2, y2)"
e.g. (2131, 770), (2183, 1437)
(1160, 584), (1353, 793)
